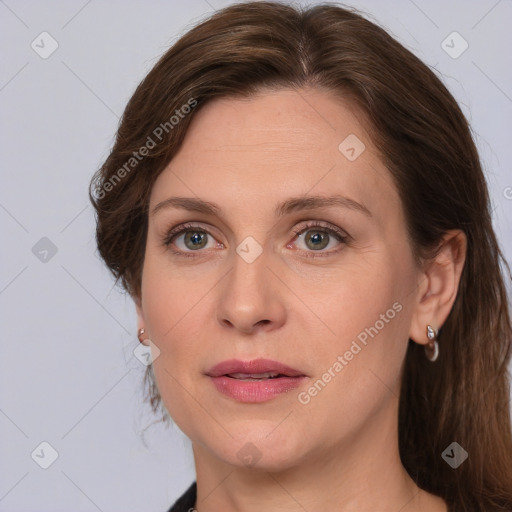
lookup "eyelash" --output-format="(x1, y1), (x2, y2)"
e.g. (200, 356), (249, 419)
(162, 221), (350, 259)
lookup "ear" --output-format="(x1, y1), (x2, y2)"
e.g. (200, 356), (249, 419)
(409, 229), (467, 346)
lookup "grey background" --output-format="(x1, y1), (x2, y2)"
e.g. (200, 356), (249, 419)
(1, 0), (511, 511)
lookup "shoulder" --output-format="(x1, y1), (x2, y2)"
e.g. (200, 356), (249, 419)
(165, 481), (197, 512)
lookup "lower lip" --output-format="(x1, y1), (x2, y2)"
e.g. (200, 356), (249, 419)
(209, 375), (305, 403)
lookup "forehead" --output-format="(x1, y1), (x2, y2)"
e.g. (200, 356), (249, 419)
(149, 88), (399, 225)
(173, 87), (365, 161)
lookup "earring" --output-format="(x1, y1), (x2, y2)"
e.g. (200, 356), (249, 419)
(138, 327), (147, 344)
(425, 325), (439, 362)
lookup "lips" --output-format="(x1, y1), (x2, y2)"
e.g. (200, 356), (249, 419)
(206, 358), (306, 403)
(206, 358), (305, 379)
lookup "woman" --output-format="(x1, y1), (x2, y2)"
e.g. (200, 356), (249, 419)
(89, 2), (512, 511)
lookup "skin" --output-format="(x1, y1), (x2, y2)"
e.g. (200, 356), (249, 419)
(136, 87), (466, 511)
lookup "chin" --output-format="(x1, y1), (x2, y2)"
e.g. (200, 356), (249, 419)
(214, 421), (308, 472)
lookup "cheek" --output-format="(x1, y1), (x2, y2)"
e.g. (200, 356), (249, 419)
(142, 284), (210, 362)
(140, 259), (212, 433)
(305, 251), (414, 394)
(140, 244), (214, 342)
(297, 287), (410, 442)
(318, 257), (408, 348)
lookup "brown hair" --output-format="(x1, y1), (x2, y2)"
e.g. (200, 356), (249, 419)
(89, 2), (512, 510)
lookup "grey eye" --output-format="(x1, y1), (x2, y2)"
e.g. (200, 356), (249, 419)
(183, 231), (209, 250)
(304, 230), (330, 250)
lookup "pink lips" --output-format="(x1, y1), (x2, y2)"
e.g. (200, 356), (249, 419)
(206, 358), (306, 403)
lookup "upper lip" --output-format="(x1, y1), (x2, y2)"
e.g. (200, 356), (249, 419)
(206, 358), (305, 378)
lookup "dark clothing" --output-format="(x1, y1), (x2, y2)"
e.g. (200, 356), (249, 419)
(166, 482), (197, 512)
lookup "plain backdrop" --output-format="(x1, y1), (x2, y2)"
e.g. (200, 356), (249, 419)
(1, 0), (511, 511)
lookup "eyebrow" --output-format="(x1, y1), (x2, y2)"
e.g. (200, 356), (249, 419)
(151, 194), (372, 218)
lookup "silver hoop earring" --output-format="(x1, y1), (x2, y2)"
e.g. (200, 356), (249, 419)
(425, 325), (439, 362)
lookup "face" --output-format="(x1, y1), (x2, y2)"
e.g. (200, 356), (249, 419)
(138, 87), (423, 471)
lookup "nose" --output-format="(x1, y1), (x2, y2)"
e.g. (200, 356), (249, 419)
(215, 248), (287, 335)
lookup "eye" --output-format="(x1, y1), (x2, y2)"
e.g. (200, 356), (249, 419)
(289, 221), (349, 256)
(163, 223), (222, 256)
(163, 221), (350, 258)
